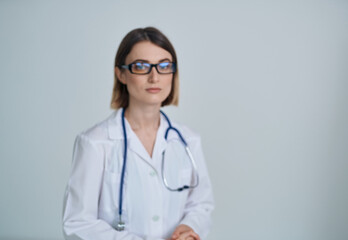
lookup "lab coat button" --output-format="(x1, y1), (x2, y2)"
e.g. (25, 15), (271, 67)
(149, 171), (156, 176)
(152, 215), (160, 222)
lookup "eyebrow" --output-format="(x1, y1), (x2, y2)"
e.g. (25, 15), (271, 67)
(131, 58), (172, 64)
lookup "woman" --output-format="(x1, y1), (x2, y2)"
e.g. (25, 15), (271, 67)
(62, 27), (214, 240)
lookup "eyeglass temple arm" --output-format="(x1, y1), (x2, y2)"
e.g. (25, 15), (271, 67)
(118, 65), (129, 70)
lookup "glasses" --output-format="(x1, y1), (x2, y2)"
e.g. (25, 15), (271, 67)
(118, 62), (176, 75)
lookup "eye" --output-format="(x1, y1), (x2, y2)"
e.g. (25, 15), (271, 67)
(158, 62), (171, 70)
(133, 62), (149, 70)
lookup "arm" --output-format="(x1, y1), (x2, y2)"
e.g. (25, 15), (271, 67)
(177, 137), (215, 240)
(62, 134), (165, 240)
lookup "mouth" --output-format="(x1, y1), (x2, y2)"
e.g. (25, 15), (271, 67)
(146, 88), (161, 93)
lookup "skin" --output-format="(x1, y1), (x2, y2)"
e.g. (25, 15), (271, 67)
(170, 224), (201, 240)
(115, 41), (173, 157)
(115, 41), (200, 240)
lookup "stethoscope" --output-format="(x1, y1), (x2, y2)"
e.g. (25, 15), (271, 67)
(115, 108), (199, 231)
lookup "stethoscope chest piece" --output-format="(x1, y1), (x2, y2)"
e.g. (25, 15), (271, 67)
(115, 219), (125, 231)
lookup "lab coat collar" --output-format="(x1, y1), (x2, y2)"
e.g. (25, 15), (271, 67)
(107, 108), (169, 140)
(107, 109), (128, 140)
(107, 108), (171, 164)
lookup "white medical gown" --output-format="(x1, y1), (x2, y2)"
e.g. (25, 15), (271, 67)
(62, 109), (214, 240)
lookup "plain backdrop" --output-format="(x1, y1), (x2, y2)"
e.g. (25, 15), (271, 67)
(0, 1), (347, 240)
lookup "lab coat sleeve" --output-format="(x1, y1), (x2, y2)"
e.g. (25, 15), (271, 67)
(62, 134), (165, 240)
(179, 137), (215, 240)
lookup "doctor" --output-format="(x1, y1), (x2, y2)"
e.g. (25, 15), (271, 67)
(62, 27), (214, 240)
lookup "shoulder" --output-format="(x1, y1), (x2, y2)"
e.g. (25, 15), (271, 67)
(160, 110), (201, 142)
(77, 111), (118, 142)
(169, 119), (205, 158)
(171, 120), (201, 143)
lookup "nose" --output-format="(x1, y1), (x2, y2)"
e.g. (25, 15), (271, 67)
(148, 66), (160, 83)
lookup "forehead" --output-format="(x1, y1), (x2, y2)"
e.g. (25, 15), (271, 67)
(126, 41), (172, 63)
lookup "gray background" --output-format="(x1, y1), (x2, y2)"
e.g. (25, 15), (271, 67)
(0, 0), (347, 240)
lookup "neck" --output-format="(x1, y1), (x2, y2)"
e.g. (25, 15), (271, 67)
(124, 103), (161, 131)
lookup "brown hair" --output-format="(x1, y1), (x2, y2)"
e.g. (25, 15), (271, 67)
(111, 27), (179, 109)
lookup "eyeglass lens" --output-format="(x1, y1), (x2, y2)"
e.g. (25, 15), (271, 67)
(131, 62), (175, 74)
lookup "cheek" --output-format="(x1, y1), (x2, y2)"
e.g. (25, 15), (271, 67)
(164, 76), (173, 89)
(126, 76), (143, 89)
(162, 78), (173, 97)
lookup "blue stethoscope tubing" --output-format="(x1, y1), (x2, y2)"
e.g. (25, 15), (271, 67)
(116, 108), (199, 231)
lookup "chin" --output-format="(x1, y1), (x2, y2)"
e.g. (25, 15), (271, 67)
(130, 92), (170, 107)
(143, 97), (168, 107)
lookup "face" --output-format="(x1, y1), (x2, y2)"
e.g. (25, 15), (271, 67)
(116, 41), (173, 108)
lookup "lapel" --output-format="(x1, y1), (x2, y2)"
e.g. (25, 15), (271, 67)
(107, 109), (175, 169)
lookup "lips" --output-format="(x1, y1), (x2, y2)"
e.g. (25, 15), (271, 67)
(146, 88), (161, 93)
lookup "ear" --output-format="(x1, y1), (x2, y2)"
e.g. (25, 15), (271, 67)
(115, 67), (127, 84)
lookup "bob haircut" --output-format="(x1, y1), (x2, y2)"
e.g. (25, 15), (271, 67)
(111, 27), (179, 109)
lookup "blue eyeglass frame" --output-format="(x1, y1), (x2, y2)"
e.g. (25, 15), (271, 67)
(118, 62), (177, 75)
